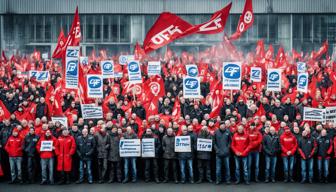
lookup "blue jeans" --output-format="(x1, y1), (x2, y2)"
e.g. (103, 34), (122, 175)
(282, 156), (294, 177)
(9, 157), (22, 181)
(179, 159), (193, 182)
(317, 158), (329, 178)
(79, 160), (93, 182)
(248, 152), (259, 180)
(265, 155), (277, 179)
(215, 156), (231, 182)
(301, 158), (313, 180)
(40, 158), (54, 183)
(234, 156), (249, 182)
(124, 158), (137, 180)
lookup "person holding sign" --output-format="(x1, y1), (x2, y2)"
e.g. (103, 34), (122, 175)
(142, 128), (161, 183)
(177, 126), (196, 184)
(298, 130), (317, 184)
(162, 128), (178, 183)
(196, 126), (213, 184)
(76, 128), (96, 184)
(214, 121), (232, 185)
(36, 130), (58, 185)
(55, 128), (76, 185)
(121, 126), (138, 183)
(107, 126), (122, 183)
(5, 128), (23, 184)
(231, 125), (250, 185)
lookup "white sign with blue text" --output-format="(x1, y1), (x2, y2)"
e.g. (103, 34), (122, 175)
(197, 138), (212, 152)
(186, 64), (199, 77)
(222, 62), (242, 90)
(119, 139), (141, 157)
(65, 46), (80, 89)
(100, 60), (114, 79)
(147, 61), (161, 76)
(250, 67), (262, 82)
(29, 71), (49, 82)
(86, 75), (103, 98)
(267, 69), (282, 91)
(119, 55), (135, 65)
(127, 60), (142, 83)
(81, 104), (103, 119)
(175, 136), (191, 152)
(183, 76), (201, 99)
(297, 73), (308, 93)
(141, 138), (155, 158)
(297, 62), (307, 73)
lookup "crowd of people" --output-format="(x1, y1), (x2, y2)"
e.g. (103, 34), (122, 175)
(0, 39), (336, 186)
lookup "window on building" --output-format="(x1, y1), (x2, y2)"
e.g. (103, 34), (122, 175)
(86, 16), (94, 42)
(95, 16), (102, 41)
(111, 15), (119, 42)
(120, 15), (130, 42)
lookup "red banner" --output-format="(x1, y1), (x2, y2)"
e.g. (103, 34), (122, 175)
(229, 0), (254, 40)
(52, 29), (66, 59)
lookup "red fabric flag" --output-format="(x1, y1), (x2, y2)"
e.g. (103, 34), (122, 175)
(144, 100), (159, 120)
(134, 42), (146, 60)
(255, 103), (266, 117)
(0, 100), (10, 121)
(144, 76), (165, 100)
(255, 39), (265, 62)
(78, 63), (88, 104)
(171, 98), (181, 121)
(275, 47), (286, 68)
(1, 51), (7, 63)
(229, 0), (254, 40)
(182, 2), (232, 36)
(143, 12), (193, 53)
(313, 41), (328, 60)
(52, 28), (66, 59)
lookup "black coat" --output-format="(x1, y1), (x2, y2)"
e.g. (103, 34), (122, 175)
(162, 135), (176, 159)
(95, 132), (110, 159)
(316, 136), (332, 158)
(262, 133), (280, 156)
(35, 103), (48, 118)
(76, 135), (96, 160)
(214, 129), (231, 157)
(132, 106), (146, 120)
(107, 133), (121, 162)
(196, 131), (213, 160)
(23, 133), (39, 157)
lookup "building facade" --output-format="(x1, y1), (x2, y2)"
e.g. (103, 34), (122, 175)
(0, 0), (336, 56)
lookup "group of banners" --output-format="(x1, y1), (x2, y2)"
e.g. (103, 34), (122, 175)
(119, 136), (213, 157)
(303, 107), (336, 123)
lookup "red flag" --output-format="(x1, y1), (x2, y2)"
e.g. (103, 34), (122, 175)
(182, 2), (232, 36)
(143, 12), (193, 53)
(255, 40), (265, 61)
(144, 100), (159, 119)
(134, 42), (146, 60)
(275, 47), (286, 68)
(229, 0), (254, 40)
(1, 51), (7, 63)
(144, 76), (165, 100)
(0, 100), (10, 121)
(52, 29), (66, 59)
(313, 41), (328, 60)
(255, 103), (265, 117)
(171, 98), (181, 121)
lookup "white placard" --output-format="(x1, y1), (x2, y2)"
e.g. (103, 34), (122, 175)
(119, 139), (141, 157)
(222, 62), (242, 90)
(197, 138), (212, 152)
(183, 76), (201, 99)
(80, 56), (88, 66)
(29, 71), (49, 82)
(186, 64), (199, 77)
(65, 46), (79, 89)
(40, 141), (53, 152)
(297, 73), (308, 93)
(267, 68), (282, 91)
(101, 60), (114, 78)
(87, 75), (103, 98)
(127, 60), (142, 83)
(326, 107), (336, 123)
(51, 117), (68, 128)
(81, 104), (103, 119)
(119, 55), (134, 65)
(303, 107), (325, 122)
(297, 62), (307, 73)
(141, 138), (155, 157)
(147, 61), (161, 76)
(250, 67), (262, 82)
(175, 136), (191, 152)
(42, 53), (48, 60)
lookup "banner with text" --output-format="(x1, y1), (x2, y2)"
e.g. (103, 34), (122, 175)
(29, 71), (49, 82)
(267, 68), (282, 91)
(175, 136), (191, 152)
(127, 60), (142, 83)
(186, 64), (199, 77)
(87, 75), (103, 98)
(81, 104), (103, 119)
(250, 67), (262, 82)
(297, 73), (308, 93)
(222, 62), (242, 90)
(197, 138), (212, 152)
(119, 139), (141, 157)
(65, 46), (80, 89)
(147, 61), (161, 76)
(101, 60), (114, 78)
(303, 107), (325, 122)
(183, 76), (201, 99)
(141, 138), (155, 158)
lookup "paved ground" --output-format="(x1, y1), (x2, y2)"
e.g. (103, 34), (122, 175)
(1, 181), (336, 192)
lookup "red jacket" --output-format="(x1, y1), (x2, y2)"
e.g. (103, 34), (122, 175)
(36, 135), (58, 159)
(5, 135), (23, 157)
(231, 132), (250, 157)
(55, 135), (76, 172)
(248, 129), (262, 152)
(280, 132), (298, 157)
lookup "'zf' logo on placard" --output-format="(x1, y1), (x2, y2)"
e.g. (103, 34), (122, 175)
(88, 76), (101, 88)
(185, 78), (198, 89)
(224, 64), (240, 79)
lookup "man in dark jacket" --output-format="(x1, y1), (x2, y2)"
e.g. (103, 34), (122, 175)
(122, 126), (138, 183)
(177, 126), (196, 184)
(76, 128), (96, 184)
(95, 126), (110, 183)
(142, 128), (161, 183)
(316, 129), (332, 183)
(270, 100), (284, 121)
(35, 97), (48, 119)
(214, 122), (231, 185)
(23, 127), (39, 183)
(107, 126), (122, 183)
(196, 126), (213, 183)
(162, 128), (177, 183)
(131, 101), (146, 120)
(262, 126), (280, 183)
(298, 130), (317, 184)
